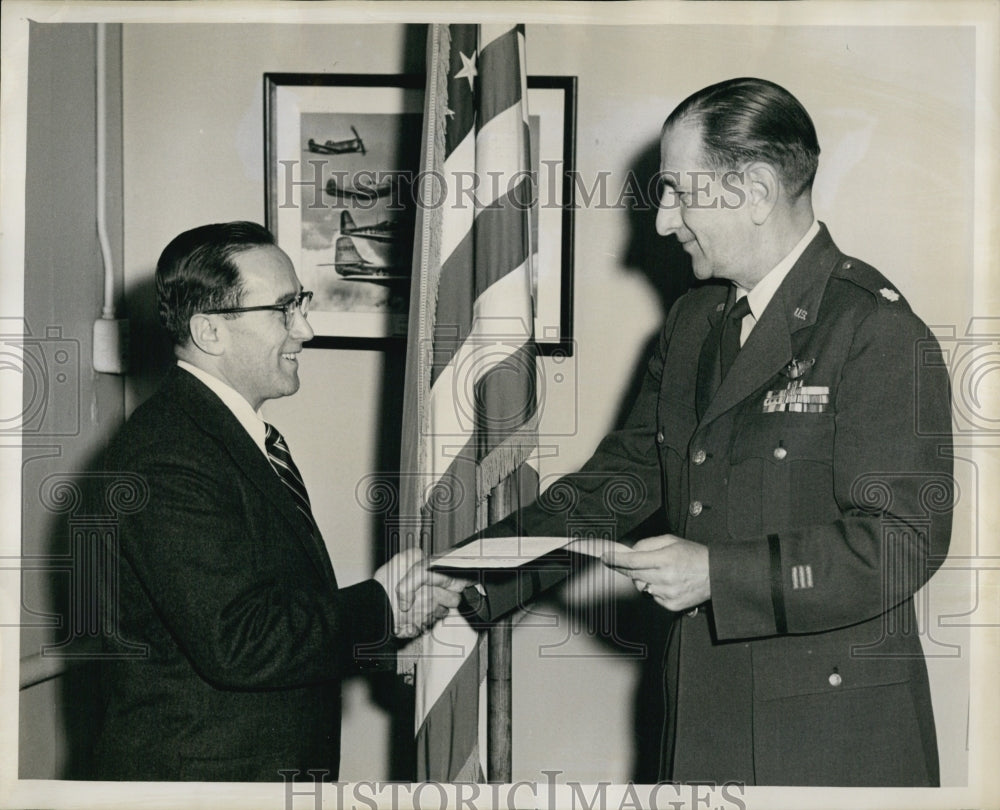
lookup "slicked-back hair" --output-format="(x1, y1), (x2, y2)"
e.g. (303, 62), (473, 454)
(156, 221), (275, 346)
(665, 77), (820, 199)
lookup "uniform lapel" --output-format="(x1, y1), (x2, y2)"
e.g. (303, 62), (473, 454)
(695, 288), (730, 421)
(701, 303), (792, 426)
(170, 369), (338, 587)
(698, 224), (839, 428)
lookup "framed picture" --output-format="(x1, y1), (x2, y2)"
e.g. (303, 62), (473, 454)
(264, 73), (576, 353)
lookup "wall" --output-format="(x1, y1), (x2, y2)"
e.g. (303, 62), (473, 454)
(17, 22), (125, 778)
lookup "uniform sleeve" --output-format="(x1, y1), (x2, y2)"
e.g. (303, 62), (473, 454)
(114, 450), (395, 689)
(467, 313), (676, 622)
(710, 304), (953, 639)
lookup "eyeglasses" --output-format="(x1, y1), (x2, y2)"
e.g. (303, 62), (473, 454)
(203, 290), (313, 330)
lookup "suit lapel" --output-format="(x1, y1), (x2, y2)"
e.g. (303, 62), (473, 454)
(169, 368), (338, 587)
(699, 224), (840, 428)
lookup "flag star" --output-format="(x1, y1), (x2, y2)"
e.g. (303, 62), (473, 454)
(454, 50), (478, 92)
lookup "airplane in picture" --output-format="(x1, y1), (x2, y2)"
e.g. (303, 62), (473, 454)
(325, 174), (395, 201)
(322, 236), (410, 283)
(339, 210), (401, 244)
(306, 126), (366, 155)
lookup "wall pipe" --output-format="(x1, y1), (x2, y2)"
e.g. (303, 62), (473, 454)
(96, 22), (115, 320)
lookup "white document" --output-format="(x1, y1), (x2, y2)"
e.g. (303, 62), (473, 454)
(429, 535), (632, 569)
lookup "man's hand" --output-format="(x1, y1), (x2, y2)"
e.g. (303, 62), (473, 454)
(602, 535), (710, 612)
(377, 550), (468, 638)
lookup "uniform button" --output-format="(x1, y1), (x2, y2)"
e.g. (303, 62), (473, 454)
(689, 500), (703, 517)
(656, 430), (665, 445)
(828, 672), (842, 687)
(773, 446), (787, 460)
(692, 449), (707, 465)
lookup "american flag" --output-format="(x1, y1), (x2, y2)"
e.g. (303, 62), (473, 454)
(399, 23), (538, 781)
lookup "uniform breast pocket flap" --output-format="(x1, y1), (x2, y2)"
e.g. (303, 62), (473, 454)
(730, 414), (835, 465)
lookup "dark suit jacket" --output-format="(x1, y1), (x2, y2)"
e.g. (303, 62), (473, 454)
(95, 368), (396, 781)
(482, 224), (953, 786)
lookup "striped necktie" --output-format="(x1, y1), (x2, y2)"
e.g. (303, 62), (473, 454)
(264, 423), (318, 534)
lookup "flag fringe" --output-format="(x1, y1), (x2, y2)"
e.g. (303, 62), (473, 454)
(476, 414), (539, 502)
(415, 23), (451, 486)
(398, 23), (452, 681)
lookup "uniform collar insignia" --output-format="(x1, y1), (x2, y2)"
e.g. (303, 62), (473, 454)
(782, 357), (815, 379)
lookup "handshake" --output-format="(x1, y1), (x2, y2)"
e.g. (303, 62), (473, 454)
(375, 548), (471, 639)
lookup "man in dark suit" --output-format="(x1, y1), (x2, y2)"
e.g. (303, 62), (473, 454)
(481, 78), (953, 785)
(95, 221), (462, 781)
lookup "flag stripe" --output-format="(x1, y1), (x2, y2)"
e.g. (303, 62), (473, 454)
(478, 27), (523, 126)
(438, 132), (477, 270)
(474, 341), (538, 455)
(477, 23), (518, 55)
(422, 444), (479, 555)
(414, 614), (479, 716)
(440, 111), (529, 261)
(473, 175), (533, 289)
(431, 182), (533, 387)
(424, 266), (537, 485)
(473, 113), (532, 211)
(415, 635), (483, 780)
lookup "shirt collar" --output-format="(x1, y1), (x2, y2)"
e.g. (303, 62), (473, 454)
(176, 360), (267, 455)
(736, 219), (820, 320)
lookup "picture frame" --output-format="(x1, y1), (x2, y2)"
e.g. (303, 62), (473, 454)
(264, 72), (576, 353)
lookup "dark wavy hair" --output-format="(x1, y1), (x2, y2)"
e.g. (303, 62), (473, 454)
(665, 77), (820, 199)
(155, 221), (275, 346)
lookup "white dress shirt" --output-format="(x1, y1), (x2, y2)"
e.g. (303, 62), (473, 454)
(734, 219), (820, 346)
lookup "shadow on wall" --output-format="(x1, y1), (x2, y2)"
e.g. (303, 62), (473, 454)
(620, 135), (695, 316)
(359, 344), (417, 780)
(55, 461), (150, 779)
(614, 135), (696, 430)
(21, 442), (114, 779)
(124, 269), (178, 411)
(616, 136), (695, 781)
(347, 21), (428, 767)
(20, 258), (175, 774)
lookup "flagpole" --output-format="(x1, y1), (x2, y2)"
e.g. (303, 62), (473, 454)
(487, 478), (515, 782)
(487, 619), (513, 781)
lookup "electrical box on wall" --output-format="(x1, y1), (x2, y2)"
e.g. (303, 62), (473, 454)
(93, 317), (129, 374)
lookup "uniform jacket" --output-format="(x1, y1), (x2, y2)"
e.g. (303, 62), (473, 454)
(487, 224), (953, 786)
(95, 367), (396, 781)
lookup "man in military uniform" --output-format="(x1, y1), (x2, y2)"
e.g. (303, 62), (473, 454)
(479, 78), (953, 786)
